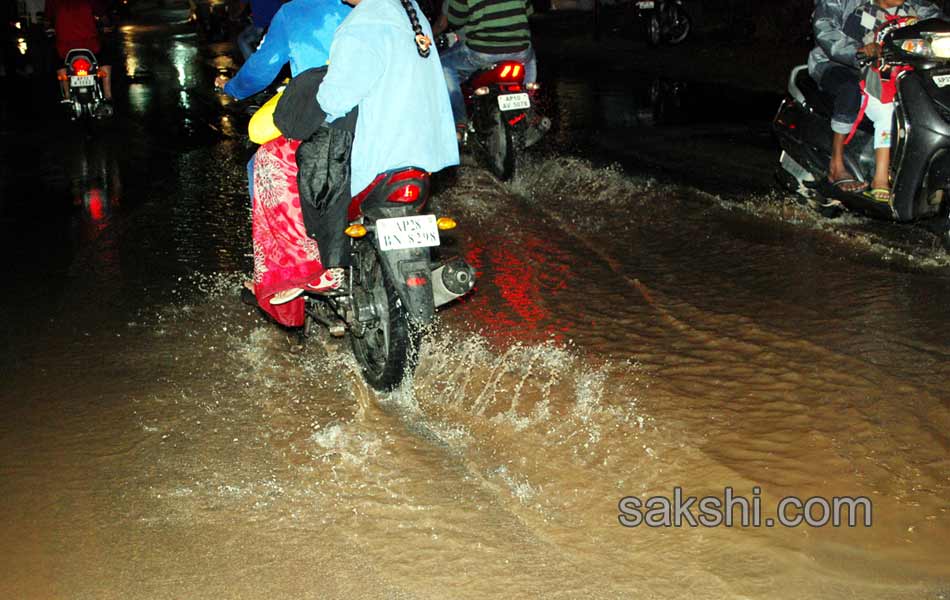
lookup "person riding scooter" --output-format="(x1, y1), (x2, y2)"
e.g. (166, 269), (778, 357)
(841, 0), (940, 204)
(808, 0), (942, 195)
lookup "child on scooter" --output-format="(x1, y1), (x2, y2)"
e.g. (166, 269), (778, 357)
(841, 0), (943, 203)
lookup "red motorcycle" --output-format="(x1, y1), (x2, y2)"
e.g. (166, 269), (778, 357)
(60, 49), (111, 119)
(460, 60), (547, 180)
(305, 167), (476, 390)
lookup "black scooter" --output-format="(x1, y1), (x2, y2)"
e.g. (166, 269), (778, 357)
(773, 18), (950, 247)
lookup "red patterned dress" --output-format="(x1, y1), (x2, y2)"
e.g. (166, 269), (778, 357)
(251, 136), (327, 327)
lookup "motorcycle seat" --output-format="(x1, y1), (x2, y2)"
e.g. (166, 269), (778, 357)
(64, 48), (98, 67)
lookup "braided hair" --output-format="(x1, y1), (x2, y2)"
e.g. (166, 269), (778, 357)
(399, 0), (432, 58)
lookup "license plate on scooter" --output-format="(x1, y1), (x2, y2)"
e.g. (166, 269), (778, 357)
(497, 93), (530, 111)
(933, 74), (950, 88)
(70, 75), (95, 87)
(636, 1), (655, 8)
(376, 215), (440, 251)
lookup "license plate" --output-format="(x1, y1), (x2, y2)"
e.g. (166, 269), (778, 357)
(637, 1), (655, 8)
(497, 93), (530, 111)
(933, 74), (950, 88)
(70, 75), (94, 87)
(376, 215), (440, 251)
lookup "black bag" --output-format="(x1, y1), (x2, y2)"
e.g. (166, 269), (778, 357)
(273, 67), (358, 141)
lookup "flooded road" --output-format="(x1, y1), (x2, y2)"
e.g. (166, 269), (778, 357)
(2, 2), (949, 598)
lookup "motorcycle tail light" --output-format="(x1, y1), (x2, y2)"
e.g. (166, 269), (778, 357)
(387, 184), (421, 204)
(499, 64), (523, 79)
(71, 57), (92, 75)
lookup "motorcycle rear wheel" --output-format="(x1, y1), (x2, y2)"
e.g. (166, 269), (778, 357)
(483, 108), (517, 181)
(665, 5), (691, 45)
(350, 247), (420, 391)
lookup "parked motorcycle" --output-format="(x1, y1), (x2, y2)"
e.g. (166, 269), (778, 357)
(60, 49), (111, 120)
(633, 0), (691, 46)
(773, 18), (950, 247)
(439, 34), (550, 181)
(303, 167), (476, 391)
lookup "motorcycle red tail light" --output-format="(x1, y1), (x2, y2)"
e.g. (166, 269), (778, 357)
(71, 57), (92, 75)
(498, 63), (523, 80)
(387, 184), (421, 203)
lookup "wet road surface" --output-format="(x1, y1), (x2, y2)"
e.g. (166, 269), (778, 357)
(1, 2), (949, 598)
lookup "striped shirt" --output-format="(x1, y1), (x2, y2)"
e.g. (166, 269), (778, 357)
(447, 0), (533, 54)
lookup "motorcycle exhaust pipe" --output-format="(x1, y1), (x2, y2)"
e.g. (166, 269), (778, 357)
(431, 259), (476, 308)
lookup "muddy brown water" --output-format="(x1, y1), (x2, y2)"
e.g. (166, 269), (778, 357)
(2, 3), (950, 598)
(3, 155), (949, 598)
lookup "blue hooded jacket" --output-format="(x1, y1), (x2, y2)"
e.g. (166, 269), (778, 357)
(316, 0), (460, 196)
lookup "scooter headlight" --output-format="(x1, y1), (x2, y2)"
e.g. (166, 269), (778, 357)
(894, 33), (950, 59)
(932, 34), (950, 59)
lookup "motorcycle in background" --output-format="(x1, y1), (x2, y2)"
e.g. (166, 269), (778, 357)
(60, 49), (112, 119)
(304, 167), (477, 391)
(773, 18), (950, 248)
(439, 33), (550, 181)
(634, 0), (691, 46)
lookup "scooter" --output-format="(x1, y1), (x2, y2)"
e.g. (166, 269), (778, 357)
(439, 33), (550, 181)
(773, 18), (950, 247)
(60, 49), (111, 120)
(633, 0), (691, 46)
(303, 167), (476, 391)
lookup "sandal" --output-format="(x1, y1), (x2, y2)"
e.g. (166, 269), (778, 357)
(307, 268), (344, 293)
(863, 188), (892, 204)
(269, 287), (304, 305)
(829, 177), (868, 193)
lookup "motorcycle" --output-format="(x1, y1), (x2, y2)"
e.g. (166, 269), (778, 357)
(633, 0), (691, 47)
(440, 33), (550, 181)
(303, 167), (477, 391)
(773, 18), (950, 247)
(60, 49), (112, 120)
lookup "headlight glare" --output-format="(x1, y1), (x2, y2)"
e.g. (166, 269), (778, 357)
(931, 35), (950, 59)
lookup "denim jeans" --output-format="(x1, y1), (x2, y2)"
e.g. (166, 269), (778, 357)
(441, 42), (537, 126)
(818, 65), (862, 136)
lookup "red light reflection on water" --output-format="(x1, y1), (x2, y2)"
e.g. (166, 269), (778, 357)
(458, 233), (573, 344)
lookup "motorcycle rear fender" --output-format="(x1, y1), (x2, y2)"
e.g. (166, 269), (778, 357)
(374, 246), (435, 325)
(473, 93), (528, 134)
